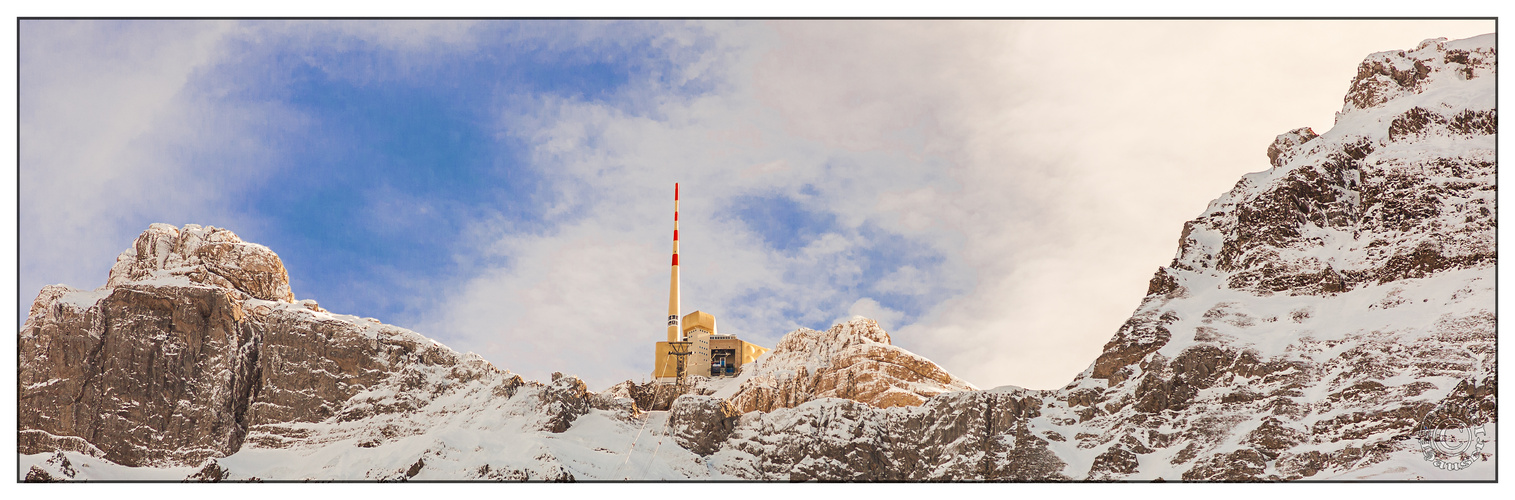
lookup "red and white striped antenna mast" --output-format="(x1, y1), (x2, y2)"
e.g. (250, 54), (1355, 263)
(666, 182), (681, 342)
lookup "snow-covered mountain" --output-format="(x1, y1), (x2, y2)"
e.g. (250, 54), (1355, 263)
(19, 34), (1495, 481)
(1056, 34), (1497, 480)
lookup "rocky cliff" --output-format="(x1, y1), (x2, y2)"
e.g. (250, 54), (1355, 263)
(21, 224), (618, 479)
(1062, 34), (1497, 480)
(19, 35), (1496, 481)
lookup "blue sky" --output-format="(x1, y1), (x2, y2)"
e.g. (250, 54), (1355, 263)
(216, 23), (633, 321)
(18, 20), (1494, 390)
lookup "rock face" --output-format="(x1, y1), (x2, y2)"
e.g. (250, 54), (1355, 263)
(20, 223), (606, 476)
(669, 396), (740, 456)
(723, 318), (978, 414)
(710, 386), (1067, 481)
(106, 223), (295, 303)
(17, 35), (1497, 481)
(20, 280), (261, 467)
(1047, 34), (1497, 480)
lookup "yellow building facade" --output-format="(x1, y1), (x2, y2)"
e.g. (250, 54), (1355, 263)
(652, 310), (768, 382)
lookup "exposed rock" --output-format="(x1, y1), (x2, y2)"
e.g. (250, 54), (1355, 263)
(1090, 310), (1174, 383)
(185, 461), (229, 482)
(669, 395), (739, 456)
(18, 225), (565, 469)
(19, 283), (260, 466)
(25, 467), (61, 483)
(22, 452), (78, 482)
(538, 372), (592, 433)
(1088, 446), (1139, 480)
(1183, 448), (1271, 481)
(106, 223), (294, 302)
(723, 318), (976, 414)
(1343, 37), (1493, 112)
(1266, 127), (1318, 168)
(1004, 34), (1495, 482)
(603, 377), (711, 412)
(701, 386), (1068, 481)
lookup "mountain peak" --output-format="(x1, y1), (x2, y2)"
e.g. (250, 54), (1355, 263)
(724, 317), (977, 413)
(1341, 33), (1495, 115)
(106, 223), (295, 303)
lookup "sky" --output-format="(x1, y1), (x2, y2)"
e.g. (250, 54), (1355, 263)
(15, 19), (1496, 391)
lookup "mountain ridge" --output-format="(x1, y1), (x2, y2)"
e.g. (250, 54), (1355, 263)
(19, 34), (1496, 481)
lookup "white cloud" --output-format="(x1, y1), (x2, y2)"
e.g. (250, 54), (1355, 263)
(425, 20), (1495, 391)
(838, 298), (905, 332)
(19, 21), (241, 304)
(873, 265), (930, 296)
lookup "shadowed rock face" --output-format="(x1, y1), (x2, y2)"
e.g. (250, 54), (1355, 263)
(19, 224), (594, 469)
(19, 236), (416, 466)
(19, 283), (257, 466)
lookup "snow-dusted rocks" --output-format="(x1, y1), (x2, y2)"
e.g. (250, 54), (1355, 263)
(724, 318), (978, 413)
(20, 277), (259, 467)
(1343, 36), (1493, 112)
(19, 224), (611, 478)
(669, 395), (740, 456)
(1266, 127), (1319, 168)
(1167, 34), (1496, 300)
(1058, 34), (1496, 480)
(107, 223), (295, 302)
(709, 386), (1068, 480)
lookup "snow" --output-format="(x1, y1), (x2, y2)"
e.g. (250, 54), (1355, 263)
(1149, 266), (1492, 362)
(709, 354), (766, 400)
(56, 288), (111, 308)
(20, 452), (200, 481)
(1311, 426), (1496, 481)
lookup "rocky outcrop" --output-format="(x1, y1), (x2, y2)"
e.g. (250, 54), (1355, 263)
(19, 282), (261, 466)
(669, 395), (740, 456)
(723, 318), (977, 414)
(707, 387), (1066, 481)
(1343, 37), (1493, 111)
(603, 376), (721, 412)
(537, 372), (593, 433)
(1172, 36), (1498, 298)
(18, 224), (604, 472)
(23, 453), (78, 482)
(1265, 127), (1319, 168)
(106, 223), (294, 302)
